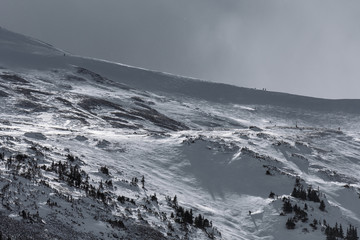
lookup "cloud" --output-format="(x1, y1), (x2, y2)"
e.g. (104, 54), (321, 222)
(0, 0), (359, 98)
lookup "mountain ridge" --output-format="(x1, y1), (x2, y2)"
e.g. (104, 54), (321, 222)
(1, 26), (359, 113)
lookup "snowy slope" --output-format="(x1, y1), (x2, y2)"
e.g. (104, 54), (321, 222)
(0, 26), (360, 240)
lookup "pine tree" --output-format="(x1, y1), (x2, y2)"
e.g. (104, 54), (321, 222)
(151, 193), (157, 202)
(184, 209), (193, 224)
(307, 187), (320, 202)
(204, 218), (210, 228)
(346, 224), (358, 240)
(195, 214), (204, 228)
(286, 218), (296, 229)
(340, 224), (344, 238)
(326, 234), (336, 240)
(269, 191), (275, 199)
(141, 175), (145, 188)
(319, 200), (326, 211)
(310, 219), (318, 230)
(190, 209), (193, 224)
(282, 199), (293, 213)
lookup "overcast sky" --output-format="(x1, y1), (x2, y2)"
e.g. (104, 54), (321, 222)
(1, 0), (360, 99)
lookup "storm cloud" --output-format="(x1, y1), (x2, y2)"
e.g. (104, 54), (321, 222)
(1, 0), (359, 99)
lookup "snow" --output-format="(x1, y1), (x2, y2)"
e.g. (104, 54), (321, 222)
(0, 26), (359, 240)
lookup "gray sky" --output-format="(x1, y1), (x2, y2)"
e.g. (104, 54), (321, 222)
(1, 0), (360, 99)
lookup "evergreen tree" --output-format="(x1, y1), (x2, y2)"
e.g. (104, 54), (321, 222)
(310, 219), (318, 230)
(346, 224), (358, 240)
(282, 199), (293, 213)
(195, 214), (204, 228)
(326, 234), (337, 240)
(184, 209), (193, 224)
(340, 224), (344, 238)
(286, 218), (296, 229)
(151, 193), (157, 202)
(204, 218), (210, 228)
(291, 187), (307, 200)
(141, 175), (145, 188)
(269, 191), (275, 199)
(319, 200), (326, 211)
(307, 186), (320, 202)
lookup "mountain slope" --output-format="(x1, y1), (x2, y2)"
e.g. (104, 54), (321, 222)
(0, 27), (359, 240)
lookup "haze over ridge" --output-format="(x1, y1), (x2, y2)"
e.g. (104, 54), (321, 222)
(1, 0), (359, 99)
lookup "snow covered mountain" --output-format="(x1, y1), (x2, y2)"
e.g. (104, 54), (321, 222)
(0, 26), (360, 240)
